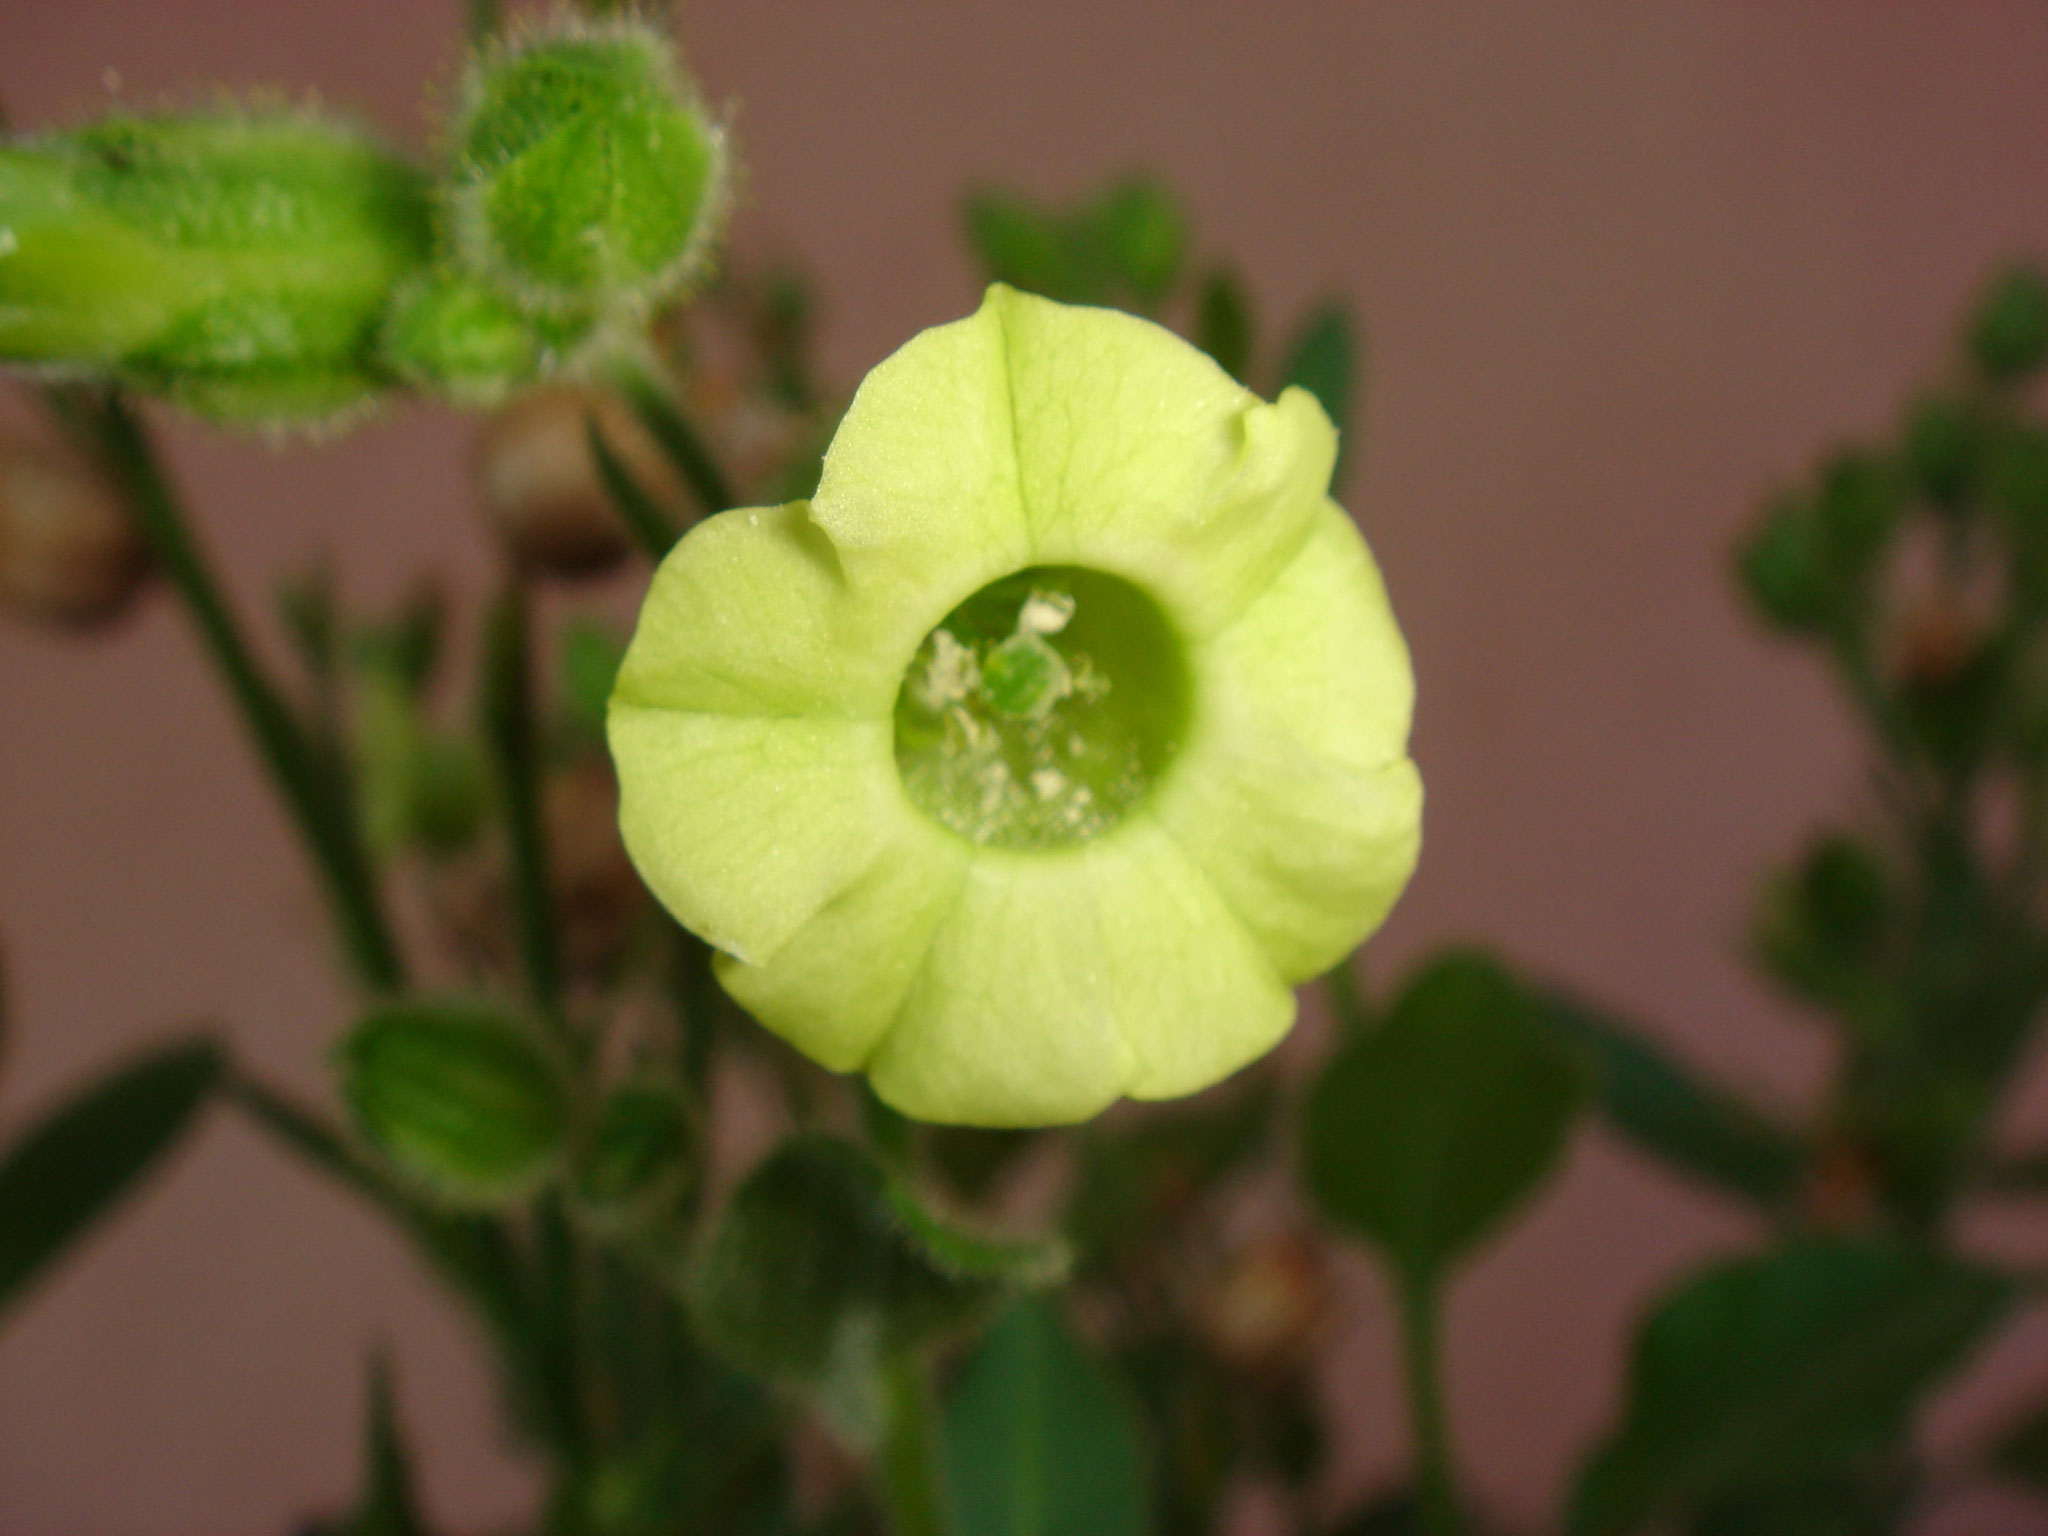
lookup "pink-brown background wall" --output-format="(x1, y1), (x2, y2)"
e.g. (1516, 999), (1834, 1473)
(5, 1), (2048, 1531)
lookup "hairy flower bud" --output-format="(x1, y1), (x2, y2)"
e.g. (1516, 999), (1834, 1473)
(447, 18), (728, 318)
(0, 430), (148, 628)
(338, 997), (568, 1206)
(0, 108), (433, 424)
(381, 267), (543, 403)
(572, 1077), (695, 1224)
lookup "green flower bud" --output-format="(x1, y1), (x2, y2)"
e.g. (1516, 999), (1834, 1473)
(572, 1078), (695, 1222)
(447, 18), (728, 317)
(0, 431), (148, 629)
(381, 267), (541, 402)
(1737, 494), (1831, 633)
(338, 997), (568, 1205)
(0, 109), (433, 424)
(611, 286), (1420, 1126)
(1969, 263), (2048, 383)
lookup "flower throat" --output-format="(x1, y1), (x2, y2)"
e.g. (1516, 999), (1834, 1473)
(892, 566), (1189, 849)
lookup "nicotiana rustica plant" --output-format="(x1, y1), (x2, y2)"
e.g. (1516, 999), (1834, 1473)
(8, 7), (2048, 1536)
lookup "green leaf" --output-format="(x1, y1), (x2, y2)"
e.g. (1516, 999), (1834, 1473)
(1277, 301), (1357, 468)
(693, 1135), (1065, 1424)
(1194, 267), (1255, 384)
(336, 997), (568, 1207)
(1736, 495), (1832, 634)
(1529, 989), (1805, 1210)
(1991, 1392), (2048, 1489)
(346, 1354), (427, 1536)
(1570, 1241), (2013, 1536)
(1969, 263), (2048, 383)
(0, 1037), (219, 1320)
(1303, 951), (1586, 1282)
(942, 1298), (1148, 1536)
(1088, 177), (1188, 307)
(962, 191), (1089, 304)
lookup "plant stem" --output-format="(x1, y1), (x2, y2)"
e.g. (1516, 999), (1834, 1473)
(1397, 1270), (1462, 1536)
(586, 413), (681, 561)
(480, 579), (568, 1044)
(80, 392), (404, 991)
(614, 364), (740, 518)
(879, 1351), (950, 1536)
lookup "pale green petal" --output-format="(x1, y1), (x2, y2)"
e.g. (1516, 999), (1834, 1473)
(714, 818), (971, 1073)
(1156, 504), (1421, 980)
(610, 705), (900, 965)
(809, 293), (1033, 640)
(993, 286), (1333, 636)
(612, 502), (902, 719)
(866, 820), (1295, 1127)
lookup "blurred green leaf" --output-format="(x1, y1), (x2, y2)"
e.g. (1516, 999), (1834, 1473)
(1303, 952), (1586, 1283)
(0, 1037), (219, 1321)
(1089, 177), (1188, 306)
(1531, 989), (1805, 1210)
(942, 1297), (1148, 1536)
(1751, 833), (1899, 1029)
(1969, 264), (2048, 383)
(1194, 267), (1255, 383)
(694, 1136), (1065, 1425)
(964, 191), (1091, 304)
(1278, 302), (1357, 461)
(1569, 1241), (2012, 1536)
(1736, 496), (1832, 634)
(337, 998), (568, 1207)
(1812, 452), (1901, 575)
(345, 1354), (426, 1536)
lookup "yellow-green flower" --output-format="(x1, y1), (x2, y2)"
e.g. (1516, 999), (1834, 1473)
(610, 285), (1420, 1127)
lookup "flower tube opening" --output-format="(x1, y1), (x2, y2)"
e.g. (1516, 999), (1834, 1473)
(892, 564), (1189, 849)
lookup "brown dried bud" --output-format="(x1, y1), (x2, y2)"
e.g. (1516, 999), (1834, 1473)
(1196, 1230), (1330, 1374)
(0, 432), (148, 629)
(475, 386), (676, 578)
(1891, 598), (1978, 690)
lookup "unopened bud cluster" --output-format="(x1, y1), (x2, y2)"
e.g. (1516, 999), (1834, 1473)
(0, 15), (728, 424)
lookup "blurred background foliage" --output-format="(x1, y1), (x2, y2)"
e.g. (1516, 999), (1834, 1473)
(5, 5), (2048, 1536)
